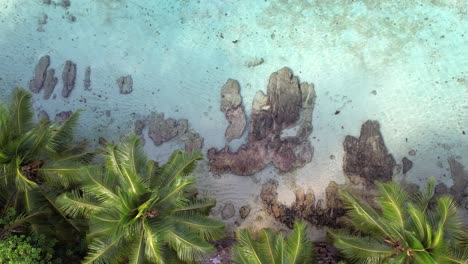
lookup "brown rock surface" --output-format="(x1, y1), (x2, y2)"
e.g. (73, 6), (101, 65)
(84, 66), (91, 90)
(61, 60), (77, 97)
(220, 79), (246, 142)
(343, 120), (396, 186)
(29, 55), (50, 93)
(117, 75), (133, 94)
(43, 68), (58, 99)
(260, 179), (345, 229)
(208, 67), (316, 176)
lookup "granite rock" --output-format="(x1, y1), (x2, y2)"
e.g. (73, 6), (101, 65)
(61, 60), (77, 97)
(29, 55), (50, 93)
(43, 68), (58, 100)
(343, 120), (396, 186)
(208, 67), (316, 176)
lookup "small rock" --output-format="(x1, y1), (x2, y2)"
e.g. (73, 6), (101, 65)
(221, 202), (235, 219)
(55, 111), (72, 125)
(239, 205), (251, 219)
(402, 157), (413, 174)
(408, 149), (417, 156)
(134, 120), (145, 135)
(84, 66), (91, 90)
(117, 75), (133, 94)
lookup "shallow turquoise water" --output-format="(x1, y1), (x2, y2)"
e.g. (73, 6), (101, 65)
(0, 0), (466, 232)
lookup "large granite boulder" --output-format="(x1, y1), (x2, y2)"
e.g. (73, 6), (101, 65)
(343, 120), (396, 186)
(208, 67), (316, 176)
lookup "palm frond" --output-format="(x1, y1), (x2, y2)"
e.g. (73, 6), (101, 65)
(153, 150), (202, 188)
(171, 214), (224, 241)
(430, 196), (465, 248)
(8, 88), (33, 135)
(83, 236), (126, 264)
(375, 181), (408, 230)
(330, 230), (395, 263)
(233, 228), (263, 264)
(173, 198), (216, 215)
(339, 189), (393, 240)
(411, 178), (435, 212)
(56, 190), (102, 218)
(47, 111), (80, 155)
(164, 224), (214, 262)
(285, 221), (313, 264)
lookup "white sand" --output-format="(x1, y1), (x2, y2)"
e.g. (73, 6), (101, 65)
(0, 0), (466, 237)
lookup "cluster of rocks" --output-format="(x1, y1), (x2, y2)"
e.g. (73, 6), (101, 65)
(314, 242), (340, 264)
(134, 112), (203, 152)
(260, 179), (345, 229)
(208, 67), (316, 176)
(342, 120), (397, 187)
(29, 55), (90, 99)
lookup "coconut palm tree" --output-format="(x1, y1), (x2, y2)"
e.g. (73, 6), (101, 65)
(57, 135), (224, 263)
(232, 221), (314, 264)
(330, 180), (468, 264)
(0, 88), (92, 238)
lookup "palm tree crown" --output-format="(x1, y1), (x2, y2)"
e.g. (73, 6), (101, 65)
(58, 135), (224, 263)
(331, 180), (468, 264)
(233, 221), (314, 264)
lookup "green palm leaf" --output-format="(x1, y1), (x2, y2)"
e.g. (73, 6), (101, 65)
(8, 88), (33, 135)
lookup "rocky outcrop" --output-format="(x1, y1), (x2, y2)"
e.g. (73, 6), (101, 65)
(43, 68), (58, 99)
(220, 79), (246, 141)
(84, 66), (91, 91)
(208, 67), (316, 176)
(117, 75), (133, 94)
(260, 179), (345, 229)
(343, 120), (396, 186)
(139, 112), (204, 152)
(61, 60), (77, 97)
(29, 55), (50, 93)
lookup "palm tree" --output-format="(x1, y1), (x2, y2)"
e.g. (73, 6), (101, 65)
(330, 180), (468, 264)
(57, 135), (224, 263)
(233, 221), (314, 264)
(0, 88), (92, 238)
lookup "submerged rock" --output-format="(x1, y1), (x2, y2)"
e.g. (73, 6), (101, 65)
(208, 67), (316, 176)
(239, 205), (251, 220)
(402, 157), (413, 174)
(220, 79), (246, 142)
(43, 68), (58, 100)
(221, 202), (235, 220)
(55, 111), (72, 125)
(84, 66), (91, 91)
(343, 120), (396, 186)
(117, 75), (133, 94)
(448, 158), (468, 205)
(29, 55), (50, 93)
(61, 60), (77, 98)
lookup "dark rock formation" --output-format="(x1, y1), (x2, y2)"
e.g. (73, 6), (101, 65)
(43, 68), (58, 99)
(55, 111), (72, 125)
(61, 60), (77, 97)
(239, 205), (251, 219)
(315, 242), (340, 264)
(29, 55), (50, 93)
(117, 75), (133, 94)
(220, 79), (246, 141)
(260, 179), (345, 229)
(208, 67), (316, 176)
(142, 112), (203, 152)
(84, 66), (91, 90)
(343, 120), (396, 186)
(448, 158), (468, 206)
(148, 113), (185, 145)
(402, 157), (413, 174)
